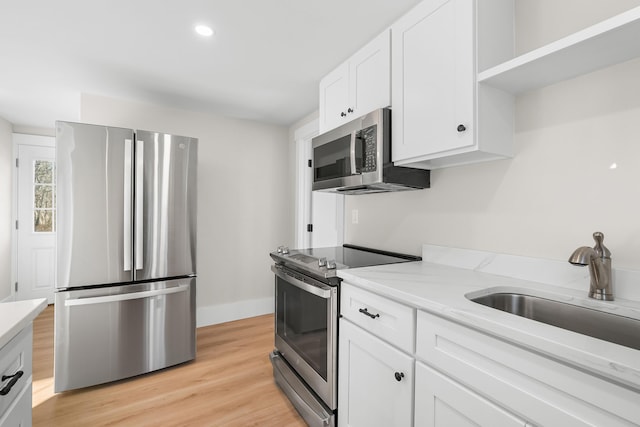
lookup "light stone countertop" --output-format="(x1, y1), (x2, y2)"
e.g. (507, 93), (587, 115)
(0, 298), (47, 349)
(337, 245), (640, 391)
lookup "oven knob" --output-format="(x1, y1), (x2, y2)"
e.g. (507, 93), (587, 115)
(276, 246), (283, 254)
(327, 260), (337, 269)
(282, 247), (290, 255)
(318, 257), (327, 267)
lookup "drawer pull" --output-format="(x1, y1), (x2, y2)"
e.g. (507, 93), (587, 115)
(359, 308), (380, 319)
(0, 370), (24, 396)
(394, 372), (405, 382)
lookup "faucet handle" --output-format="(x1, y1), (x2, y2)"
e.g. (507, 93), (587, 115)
(592, 231), (611, 258)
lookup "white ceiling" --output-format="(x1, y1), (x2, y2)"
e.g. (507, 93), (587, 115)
(0, 0), (423, 129)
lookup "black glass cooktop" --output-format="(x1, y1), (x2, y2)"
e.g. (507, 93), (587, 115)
(271, 244), (421, 279)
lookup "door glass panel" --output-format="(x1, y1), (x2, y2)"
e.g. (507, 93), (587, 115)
(314, 135), (354, 181)
(276, 276), (328, 380)
(33, 159), (56, 232)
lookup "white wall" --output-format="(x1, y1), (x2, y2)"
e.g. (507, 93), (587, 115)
(81, 94), (292, 325)
(345, 1), (640, 271)
(0, 116), (12, 300)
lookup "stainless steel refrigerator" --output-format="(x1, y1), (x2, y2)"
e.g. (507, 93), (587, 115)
(54, 121), (197, 393)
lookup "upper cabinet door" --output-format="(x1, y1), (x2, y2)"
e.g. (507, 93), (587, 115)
(349, 30), (391, 120)
(319, 29), (391, 134)
(135, 131), (198, 281)
(392, 0), (474, 163)
(319, 62), (349, 133)
(56, 122), (134, 288)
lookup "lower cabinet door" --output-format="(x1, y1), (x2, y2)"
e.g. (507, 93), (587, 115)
(338, 319), (413, 427)
(415, 362), (525, 427)
(0, 383), (32, 427)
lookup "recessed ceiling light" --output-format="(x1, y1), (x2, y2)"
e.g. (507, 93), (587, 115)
(195, 25), (214, 37)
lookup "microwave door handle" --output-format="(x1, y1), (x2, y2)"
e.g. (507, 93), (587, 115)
(349, 131), (357, 175)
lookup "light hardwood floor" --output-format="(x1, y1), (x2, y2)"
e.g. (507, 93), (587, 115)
(32, 306), (305, 426)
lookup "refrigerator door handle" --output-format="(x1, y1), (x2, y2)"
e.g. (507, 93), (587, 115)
(64, 283), (190, 307)
(123, 139), (133, 271)
(135, 140), (144, 271)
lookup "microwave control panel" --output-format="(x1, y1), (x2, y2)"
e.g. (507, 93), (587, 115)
(361, 125), (377, 172)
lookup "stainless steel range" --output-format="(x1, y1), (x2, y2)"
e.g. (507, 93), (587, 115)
(269, 244), (421, 427)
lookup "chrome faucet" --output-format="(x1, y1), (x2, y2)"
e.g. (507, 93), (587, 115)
(568, 232), (613, 301)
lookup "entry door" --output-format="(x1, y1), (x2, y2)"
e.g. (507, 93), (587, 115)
(15, 135), (55, 303)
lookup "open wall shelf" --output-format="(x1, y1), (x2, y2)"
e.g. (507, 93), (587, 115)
(478, 6), (640, 93)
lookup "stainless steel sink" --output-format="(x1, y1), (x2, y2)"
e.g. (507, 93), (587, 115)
(468, 292), (640, 351)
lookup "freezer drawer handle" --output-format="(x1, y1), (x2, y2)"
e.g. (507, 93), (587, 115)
(358, 308), (380, 319)
(65, 284), (190, 307)
(0, 370), (24, 396)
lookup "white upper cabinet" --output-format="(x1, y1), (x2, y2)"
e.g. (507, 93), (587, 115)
(319, 30), (391, 133)
(319, 63), (349, 133)
(391, 0), (515, 169)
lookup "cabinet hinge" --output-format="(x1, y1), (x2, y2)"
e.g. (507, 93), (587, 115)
(307, 224), (313, 232)
(308, 159), (312, 168)
(15, 220), (18, 230)
(14, 282), (18, 292)
(15, 158), (19, 167)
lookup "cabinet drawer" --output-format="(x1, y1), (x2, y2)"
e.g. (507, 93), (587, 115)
(341, 283), (415, 353)
(416, 310), (640, 426)
(0, 325), (33, 417)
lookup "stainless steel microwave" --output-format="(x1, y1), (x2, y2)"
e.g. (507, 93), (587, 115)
(312, 108), (430, 195)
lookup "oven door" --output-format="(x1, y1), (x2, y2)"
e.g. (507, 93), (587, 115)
(272, 265), (338, 410)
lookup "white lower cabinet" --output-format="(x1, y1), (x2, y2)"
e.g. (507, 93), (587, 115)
(416, 310), (640, 427)
(415, 362), (525, 427)
(338, 282), (640, 427)
(338, 319), (414, 427)
(0, 325), (34, 427)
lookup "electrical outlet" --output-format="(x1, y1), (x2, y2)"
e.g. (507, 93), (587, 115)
(352, 209), (359, 224)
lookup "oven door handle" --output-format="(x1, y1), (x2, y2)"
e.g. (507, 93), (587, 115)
(271, 266), (332, 299)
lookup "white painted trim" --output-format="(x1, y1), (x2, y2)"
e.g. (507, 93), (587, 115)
(1, 294), (15, 303)
(336, 195), (345, 246)
(13, 133), (55, 148)
(294, 119), (319, 249)
(196, 296), (274, 328)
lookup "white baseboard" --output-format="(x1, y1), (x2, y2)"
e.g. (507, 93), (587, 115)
(196, 296), (274, 328)
(1, 294), (14, 303)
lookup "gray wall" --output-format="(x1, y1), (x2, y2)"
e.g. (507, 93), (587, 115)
(81, 94), (292, 324)
(345, 0), (640, 270)
(0, 116), (12, 300)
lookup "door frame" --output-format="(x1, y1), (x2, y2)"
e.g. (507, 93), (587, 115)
(294, 119), (344, 249)
(12, 133), (56, 303)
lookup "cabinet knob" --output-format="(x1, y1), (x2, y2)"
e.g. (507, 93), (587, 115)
(347, 108), (354, 113)
(394, 372), (405, 382)
(457, 124), (467, 132)
(341, 112), (347, 117)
